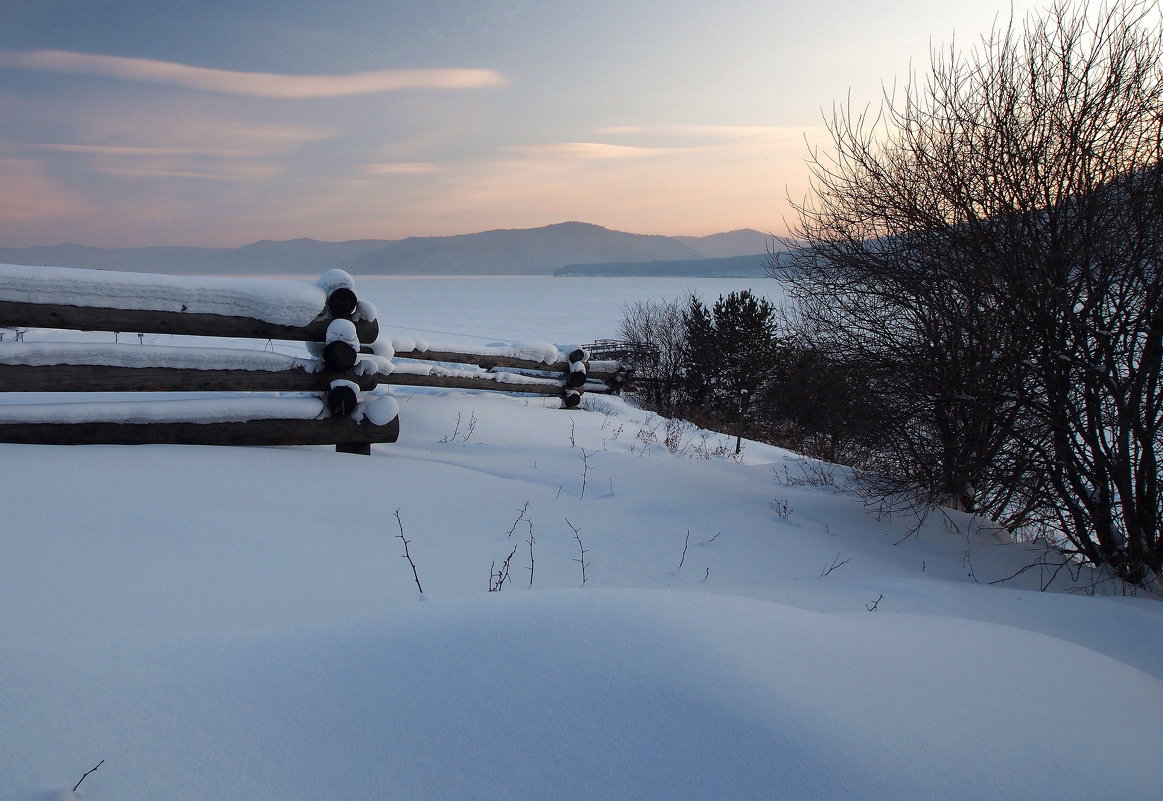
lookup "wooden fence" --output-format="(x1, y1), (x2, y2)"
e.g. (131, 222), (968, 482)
(383, 344), (629, 407)
(0, 264), (631, 453)
(0, 264), (397, 454)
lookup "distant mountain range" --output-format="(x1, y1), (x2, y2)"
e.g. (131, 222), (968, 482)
(0, 222), (773, 277)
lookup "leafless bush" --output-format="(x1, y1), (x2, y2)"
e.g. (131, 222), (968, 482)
(781, 0), (1163, 582)
(618, 296), (689, 418)
(489, 545), (519, 591)
(440, 410), (478, 443)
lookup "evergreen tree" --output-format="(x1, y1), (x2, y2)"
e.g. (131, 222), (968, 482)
(681, 290), (779, 425)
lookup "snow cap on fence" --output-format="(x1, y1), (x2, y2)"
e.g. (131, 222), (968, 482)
(361, 392), (401, 427)
(354, 352), (394, 376)
(366, 339), (394, 359)
(326, 318), (360, 347)
(354, 299), (378, 323)
(0, 262), (335, 327)
(326, 378), (361, 417)
(315, 269), (356, 294)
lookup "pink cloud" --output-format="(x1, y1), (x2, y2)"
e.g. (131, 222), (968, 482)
(0, 157), (96, 241)
(596, 124), (809, 139)
(362, 162), (441, 175)
(0, 49), (506, 98)
(508, 142), (686, 160)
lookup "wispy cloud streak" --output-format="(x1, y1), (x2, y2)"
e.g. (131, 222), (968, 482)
(362, 162), (441, 175)
(0, 49), (506, 98)
(596, 124), (821, 141)
(508, 142), (687, 160)
(33, 144), (256, 157)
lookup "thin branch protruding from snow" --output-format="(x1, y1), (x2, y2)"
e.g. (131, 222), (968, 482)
(395, 508), (424, 595)
(73, 760), (104, 793)
(820, 552), (850, 577)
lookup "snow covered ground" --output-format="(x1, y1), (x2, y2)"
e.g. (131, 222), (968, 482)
(2, 270), (1160, 799)
(3, 387), (1162, 801)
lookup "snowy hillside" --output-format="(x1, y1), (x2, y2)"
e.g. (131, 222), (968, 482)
(3, 387), (1161, 801)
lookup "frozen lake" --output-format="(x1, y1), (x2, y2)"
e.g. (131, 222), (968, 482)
(359, 275), (786, 348)
(0, 273), (786, 366)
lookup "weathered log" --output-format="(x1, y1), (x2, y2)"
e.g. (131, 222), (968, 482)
(392, 349), (581, 372)
(336, 441), (373, 455)
(0, 299), (379, 343)
(0, 359), (616, 396)
(390, 348), (564, 371)
(389, 349), (627, 379)
(0, 414), (400, 447)
(473, 362), (629, 382)
(322, 340), (359, 371)
(584, 360), (631, 379)
(383, 371), (617, 396)
(327, 384), (359, 416)
(384, 372), (567, 395)
(0, 362), (390, 393)
(325, 287), (359, 319)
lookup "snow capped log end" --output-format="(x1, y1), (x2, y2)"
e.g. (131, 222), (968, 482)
(315, 268), (356, 295)
(322, 341), (359, 371)
(323, 319), (361, 371)
(326, 318), (360, 346)
(362, 394), (401, 427)
(327, 381), (361, 417)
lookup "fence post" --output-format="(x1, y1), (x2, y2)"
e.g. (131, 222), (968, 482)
(735, 389), (750, 455)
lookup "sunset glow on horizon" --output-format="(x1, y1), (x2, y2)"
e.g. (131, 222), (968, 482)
(0, 0), (1038, 248)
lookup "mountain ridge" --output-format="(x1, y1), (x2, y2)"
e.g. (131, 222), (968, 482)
(0, 223), (769, 276)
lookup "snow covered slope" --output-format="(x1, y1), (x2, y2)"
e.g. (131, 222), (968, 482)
(2, 390), (1160, 801)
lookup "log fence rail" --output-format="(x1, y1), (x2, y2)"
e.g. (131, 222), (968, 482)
(0, 263), (633, 451)
(0, 264), (396, 454)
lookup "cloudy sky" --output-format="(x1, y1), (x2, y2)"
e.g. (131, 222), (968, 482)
(0, 0), (1035, 247)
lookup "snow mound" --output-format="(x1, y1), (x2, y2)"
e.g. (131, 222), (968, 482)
(6, 589), (1161, 801)
(2, 390), (1160, 801)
